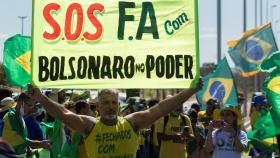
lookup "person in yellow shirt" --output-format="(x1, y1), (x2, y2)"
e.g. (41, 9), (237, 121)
(198, 99), (218, 127)
(26, 79), (203, 158)
(157, 106), (194, 158)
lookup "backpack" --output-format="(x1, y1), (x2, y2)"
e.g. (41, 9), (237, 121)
(163, 114), (187, 134)
(158, 114), (187, 147)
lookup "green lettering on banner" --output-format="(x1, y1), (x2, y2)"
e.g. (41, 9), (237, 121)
(136, 2), (159, 40)
(164, 12), (189, 35)
(118, 2), (135, 40)
(32, 0), (199, 88)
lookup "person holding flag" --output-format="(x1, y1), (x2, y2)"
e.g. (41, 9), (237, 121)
(196, 57), (239, 126)
(26, 78), (202, 158)
(1, 93), (51, 156)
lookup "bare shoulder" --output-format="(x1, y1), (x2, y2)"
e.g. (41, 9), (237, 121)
(79, 115), (97, 135)
(81, 115), (96, 123)
(125, 111), (148, 132)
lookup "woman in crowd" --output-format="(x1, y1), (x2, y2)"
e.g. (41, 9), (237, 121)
(205, 106), (248, 158)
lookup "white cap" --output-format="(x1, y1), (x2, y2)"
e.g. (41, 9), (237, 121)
(1, 97), (15, 107)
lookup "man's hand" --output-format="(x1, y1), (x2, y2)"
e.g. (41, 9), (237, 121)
(39, 140), (52, 150)
(181, 126), (191, 138)
(172, 134), (185, 143)
(31, 140), (52, 150)
(26, 84), (43, 101)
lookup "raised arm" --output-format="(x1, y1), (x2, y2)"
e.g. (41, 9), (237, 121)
(126, 78), (203, 131)
(27, 84), (95, 135)
(204, 123), (214, 153)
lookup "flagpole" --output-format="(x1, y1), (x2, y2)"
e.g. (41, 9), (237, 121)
(18, 16), (27, 90)
(243, 0), (248, 117)
(254, 0), (258, 93)
(260, 0), (263, 25)
(270, 4), (277, 23)
(266, 0), (269, 23)
(259, 0), (263, 92)
(217, 0), (221, 63)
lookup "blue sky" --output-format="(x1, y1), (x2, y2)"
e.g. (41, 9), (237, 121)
(0, 0), (280, 65)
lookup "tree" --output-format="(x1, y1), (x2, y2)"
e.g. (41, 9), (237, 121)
(0, 63), (8, 85)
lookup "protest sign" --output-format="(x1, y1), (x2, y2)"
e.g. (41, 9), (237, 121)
(32, 0), (199, 88)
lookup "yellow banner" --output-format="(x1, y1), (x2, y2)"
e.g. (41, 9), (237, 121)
(32, 0), (199, 89)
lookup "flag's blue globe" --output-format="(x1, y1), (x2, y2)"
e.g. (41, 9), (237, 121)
(245, 39), (264, 61)
(209, 81), (225, 100)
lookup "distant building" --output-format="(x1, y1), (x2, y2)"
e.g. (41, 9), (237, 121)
(200, 62), (215, 76)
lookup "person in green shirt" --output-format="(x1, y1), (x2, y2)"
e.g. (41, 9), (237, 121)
(2, 93), (51, 155)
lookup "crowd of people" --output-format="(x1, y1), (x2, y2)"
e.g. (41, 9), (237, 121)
(0, 81), (274, 158)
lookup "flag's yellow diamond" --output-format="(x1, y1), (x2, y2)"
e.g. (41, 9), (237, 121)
(15, 51), (31, 74)
(268, 77), (280, 94)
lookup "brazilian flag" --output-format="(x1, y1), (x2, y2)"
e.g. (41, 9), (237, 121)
(261, 51), (280, 135)
(247, 108), (278, 140)
(228, 23), (278, 77)
(247, 109), (279, 153)
(196, 57), (238, 110)
(3, 34), (31, 88)
(42, 119), (66, 158)
(246, 51), (280, 154)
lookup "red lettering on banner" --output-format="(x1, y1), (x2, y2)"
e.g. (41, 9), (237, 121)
(83, 3), (104, 41)
(43, 3), (61, 40)
(42, 3), (104, 41)
(65, 3), (84, 40)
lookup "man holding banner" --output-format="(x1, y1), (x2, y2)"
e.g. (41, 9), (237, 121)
(29, 0), (201, 157)
(26, 79), (202, 158)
